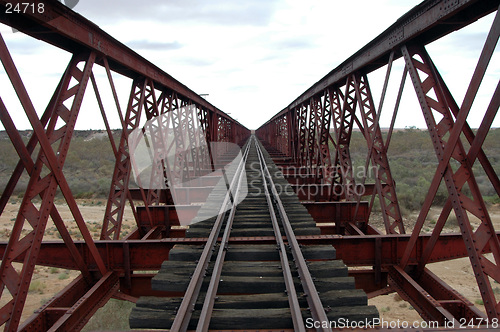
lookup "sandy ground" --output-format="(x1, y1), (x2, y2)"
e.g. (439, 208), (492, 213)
(0, 198), (136, 325)
(369, 257), (489, 324)
(366, 205), (500, 324)
(0, 199), (499, 326)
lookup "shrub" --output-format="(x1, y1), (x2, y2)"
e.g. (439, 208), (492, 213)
(58, 273), (69, 280)
(29, 280), (46, 294)
(82, 299), (134, 331)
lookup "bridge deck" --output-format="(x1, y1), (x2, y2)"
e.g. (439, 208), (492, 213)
(129, 137), (378, 330)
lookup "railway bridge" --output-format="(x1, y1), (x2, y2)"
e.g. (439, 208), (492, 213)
(0, 0), (498, 330)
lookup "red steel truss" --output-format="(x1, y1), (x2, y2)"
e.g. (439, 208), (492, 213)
(0, 0), (496, 330)
(0, 1), (249, 330)
(257, 0), (500, 325)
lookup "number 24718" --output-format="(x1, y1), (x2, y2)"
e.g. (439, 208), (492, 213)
(5, 2), (45, 14)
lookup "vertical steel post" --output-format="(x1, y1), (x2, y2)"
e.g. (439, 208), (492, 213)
(102, 79), (146, 240)
(354, 73), (405, 234)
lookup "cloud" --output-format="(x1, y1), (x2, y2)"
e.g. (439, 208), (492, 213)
(448, 32), (492, 54)
(228, 85), (258, 92)
(76, 0), (280, 27)
(0, 33), (43, 55)
(272, 37), (316, 50)
(126, 40), (183, 51)
(176, 56), (218, 67)
(259, 35), (317, 62)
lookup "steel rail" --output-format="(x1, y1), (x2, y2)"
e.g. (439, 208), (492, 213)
(254, 136), (306, 331)
(170, 141), (251, 331)
(195, 139), (252, 331)
(254, 139), (332, 332)
(196, 136), (305, 330)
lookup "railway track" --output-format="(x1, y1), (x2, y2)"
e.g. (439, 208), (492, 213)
(130, 136), (378, 331)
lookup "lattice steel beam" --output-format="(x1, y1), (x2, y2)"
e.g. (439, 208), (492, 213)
(401, 41), (500, 319)
(354, 73), (404, 234)
(101, 79), (146, 240)
(0, 51), (106, 331)
(0, 1), (248, 330)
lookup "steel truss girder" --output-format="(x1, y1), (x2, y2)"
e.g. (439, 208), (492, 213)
(169, 93), (191, 184)
(197, 107), (213, 170)
(256, 0), (500, 325)
(296, 104), (308, 166)
(288, 109), (298, 162)
(0, 53), (100, 285)
(324, 86), (344, 200)
(276, 115), (289, 156)
(255, 112), (293, 160)
(185, 102), (202, 177)
(0, 50), (108, 331)
(142, 80), (164, 207)
(102, 83), (235, 240)
(0, 1), (249, 330)
(402, 39), (500, 319)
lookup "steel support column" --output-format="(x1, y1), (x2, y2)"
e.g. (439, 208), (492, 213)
(101, 79), (146, 240)
(354, 73), (405, 234)
(332, 78), (357, 200)
(316, 89), (333, 182)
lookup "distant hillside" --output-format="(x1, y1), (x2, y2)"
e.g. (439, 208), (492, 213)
(346, 128), (500, 212)
(0, 130), (120, 200)
(0, 128), (498, 213)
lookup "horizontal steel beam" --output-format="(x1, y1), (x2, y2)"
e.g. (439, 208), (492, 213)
(127, 187), (214, 204)
(302, 201), (369, 223)
(0, 232), (496, 271)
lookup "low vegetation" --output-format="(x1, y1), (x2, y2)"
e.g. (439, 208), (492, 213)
(28, 280), (46, 294)
(0, 130), (117, 200)
(344, 127), (500, 214)
(0, 128), (499, 215)
(81, 299), (135, 331)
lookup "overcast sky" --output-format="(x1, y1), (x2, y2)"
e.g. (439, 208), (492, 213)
(0, 0), (498, 131)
